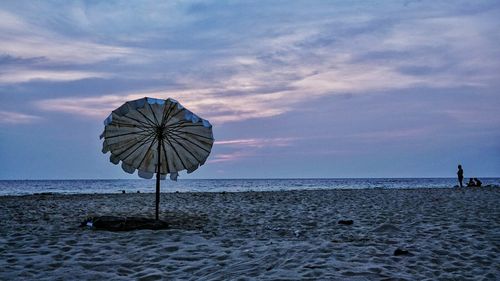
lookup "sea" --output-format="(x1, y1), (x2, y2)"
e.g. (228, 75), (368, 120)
(1, 178), (499, 196)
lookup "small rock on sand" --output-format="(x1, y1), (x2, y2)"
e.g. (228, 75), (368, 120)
(394, 248), (410, 256)
(338, 220), (354, 225)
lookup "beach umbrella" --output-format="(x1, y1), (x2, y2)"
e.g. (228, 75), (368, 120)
(100, 97), (214, 220)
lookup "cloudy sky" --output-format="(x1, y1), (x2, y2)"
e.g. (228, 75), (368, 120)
(1, 0), (499, 179)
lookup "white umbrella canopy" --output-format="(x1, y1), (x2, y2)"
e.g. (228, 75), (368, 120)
(100, 97), (214, 219)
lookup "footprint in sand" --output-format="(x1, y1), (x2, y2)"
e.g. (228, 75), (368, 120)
(372, 223), (401, 233)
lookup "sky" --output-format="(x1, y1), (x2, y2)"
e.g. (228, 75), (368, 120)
(0, 0), (499, 180)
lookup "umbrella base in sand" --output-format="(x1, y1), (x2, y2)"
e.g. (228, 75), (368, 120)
(81, 216), (169, 231)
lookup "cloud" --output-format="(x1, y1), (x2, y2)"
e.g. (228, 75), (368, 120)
(209, 128), (433, 164)
(215, 137), (295, 148)
(35, 88), (291, 124)
(36, 95), (129, 119)
(207, 151), (251, 164)
(0, 110), (41, 124)
(0, 69), (110, 84)
(208, 137), (298, 164)
(0, 9), (133, 65)
(0, 8), (140, 85)
(10, 1), (500, 126)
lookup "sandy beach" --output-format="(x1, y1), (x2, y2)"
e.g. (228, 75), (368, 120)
(1, 188), (499, 280)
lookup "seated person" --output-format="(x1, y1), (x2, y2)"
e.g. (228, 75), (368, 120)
(467, 178), (476, 187)
(474, 178), (482, 187)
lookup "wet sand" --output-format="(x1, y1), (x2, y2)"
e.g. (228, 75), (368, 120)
(1, 188), (499, 280)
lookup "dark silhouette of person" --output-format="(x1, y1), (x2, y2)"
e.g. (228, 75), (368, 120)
(467, 178), (476, 187)
(457, 165), (464, 187)
(474, 178), (482, 187)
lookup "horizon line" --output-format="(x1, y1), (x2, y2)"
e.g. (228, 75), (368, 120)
(1, 176), (499, 181)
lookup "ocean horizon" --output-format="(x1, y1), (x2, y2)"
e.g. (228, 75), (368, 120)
(1, 177), (499, 196)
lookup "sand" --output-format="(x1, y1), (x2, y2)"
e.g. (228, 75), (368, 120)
(1, 188), (499, 280)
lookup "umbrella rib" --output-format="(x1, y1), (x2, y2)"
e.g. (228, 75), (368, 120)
(167, 123), (206, 132)
(167, 106), (185, 121)
(121, 134), (157, 163)
(105, 130), (153, 139)
(167, 121), (205, 130)
(137, 137), (159, 169)
(120, 115), (157, 129)
(110, 123), (154, 133)
(147, 102), (160, 126)
(160, 102), (175, 127)
(110, 121), (149, 130)
(159, 102), (170, 127)
(167, 120), (208, 130)
(167, 128), (213, 141)
(163, 136), (188, 171)
(113, 133), (155, 159)
(166, 134), (202, 163)
(161, 141), (170, 173)
(136, 109), (158, 127)
(165, 131), (211, 154)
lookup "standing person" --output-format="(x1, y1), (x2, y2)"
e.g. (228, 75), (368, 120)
(457, 165), (464, 187)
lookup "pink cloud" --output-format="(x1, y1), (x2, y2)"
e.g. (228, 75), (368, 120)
(208, 151), (252, 164)
(0, 110), (41, 124)
(0, 69), (110, 84)
(215, 137), (295, 148)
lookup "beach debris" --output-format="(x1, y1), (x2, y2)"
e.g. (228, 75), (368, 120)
(303, 220), (318, 227)
(272, 227), (289, 236)
(294, 230), (301, 237)
(338, 220), (354, 225)
(394, 248), (410, 256)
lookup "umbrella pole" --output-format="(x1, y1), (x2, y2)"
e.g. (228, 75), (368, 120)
(155, 136), (161, 221)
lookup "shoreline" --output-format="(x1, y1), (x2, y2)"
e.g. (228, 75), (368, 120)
(0, 185), (498, 198)
(2, 178), (499, 197)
